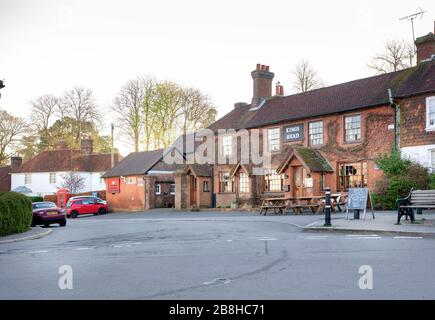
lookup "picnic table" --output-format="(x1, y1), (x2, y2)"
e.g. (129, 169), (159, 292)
(260, 197), (287, 215)
(260, 194), (346, 215)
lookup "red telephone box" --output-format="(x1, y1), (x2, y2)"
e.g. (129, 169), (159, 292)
(57, 188), (70, 208)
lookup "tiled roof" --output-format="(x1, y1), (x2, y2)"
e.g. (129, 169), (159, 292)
(0, 166), (11, 192)
(209, 60), (435, 131)
(11, 150), (120, 174)
(185, 164), (213, 177)
(277, 146), (334, 174)
(102, 149), (164, 178)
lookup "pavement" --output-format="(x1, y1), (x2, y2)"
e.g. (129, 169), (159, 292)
(0, 227), (53, 244)
(304, 211), (435, 238)
(1, 210), (435, 299)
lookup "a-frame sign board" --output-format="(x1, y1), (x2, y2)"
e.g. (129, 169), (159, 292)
(345, 188), (375, 220)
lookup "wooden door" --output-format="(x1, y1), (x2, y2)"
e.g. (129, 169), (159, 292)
(190, 176), (197, 206)
(293, 166), (303, 197)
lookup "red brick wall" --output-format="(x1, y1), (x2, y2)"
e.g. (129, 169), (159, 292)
(417, 39), (435, 63)
(399, 94), (435, 147)
(105, 175), (145, 211)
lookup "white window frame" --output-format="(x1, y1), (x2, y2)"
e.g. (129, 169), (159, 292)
(426, 96), (435, 131)
(239, 172), (249, 193)
(49, 172), (57, 184)
(344, 114), (361, 142)
(24, 173), (32, 185)
(155, 184), (161, 195)
(267, 127), (280, 151)
(309, 121), (323, 146)
(222, 135), (232, 157)
(430, 149), (435, 172)
(170, 183), (175, 195)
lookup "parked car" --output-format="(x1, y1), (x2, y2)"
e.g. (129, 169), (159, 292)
(65, 198), (109, 218)
(32, 202), (67, 227)
(68, 196), (107, 205)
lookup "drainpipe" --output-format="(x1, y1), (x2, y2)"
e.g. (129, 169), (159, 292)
(388, 88), (399, 151)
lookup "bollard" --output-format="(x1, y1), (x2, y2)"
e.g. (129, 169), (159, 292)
(324, 187), (331, 227)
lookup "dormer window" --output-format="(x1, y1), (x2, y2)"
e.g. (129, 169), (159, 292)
(426, 96), (435, 131)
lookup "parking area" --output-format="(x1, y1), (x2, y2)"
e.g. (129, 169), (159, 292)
(1, 210), (435, 299)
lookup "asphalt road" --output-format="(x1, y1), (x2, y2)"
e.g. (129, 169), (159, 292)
(1, 210), (435, 299)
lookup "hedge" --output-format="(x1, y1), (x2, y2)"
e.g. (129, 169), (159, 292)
(28, 196), (44, 203)
(0, 192), (33, 237)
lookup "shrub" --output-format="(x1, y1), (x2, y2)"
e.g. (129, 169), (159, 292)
(0, 192), (33, 236)
(430, 174), (435, 189)
(374, 150), (431, 209)
(28, 196), (44, 203)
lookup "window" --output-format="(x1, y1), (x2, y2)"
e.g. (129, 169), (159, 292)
(320, 173), (326, 191)
(49, 172), (56, 184)
(263, 169), (284, 192)
(431, 150), (435, 171)
(309, 121), (323, 146)
(24, 173), (32, 185)
(99, 173), (104, 184)
(155, 184), (161, 195)
(239, 173), (249, 193)
(426, 96), (435, 131)
(344, 114), (361, 142)
(268, 128), (280, 151)
(222, 135), (232, 157)
(219, 172), (233, 193)
(203, 180), (209, 192)
(338, 162), (368, 190)
(169, 184), (175, 195)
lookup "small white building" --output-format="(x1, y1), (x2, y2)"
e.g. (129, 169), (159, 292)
(10, 140), (121, 197)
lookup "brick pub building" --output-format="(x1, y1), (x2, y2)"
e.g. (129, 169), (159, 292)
(105, 27), (435, 211)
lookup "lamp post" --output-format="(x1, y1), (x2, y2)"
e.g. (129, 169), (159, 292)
(324, 187), (331, 227)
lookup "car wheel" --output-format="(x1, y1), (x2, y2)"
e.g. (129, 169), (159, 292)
(71, 211), (78, 219)
(98, 207), (107, 215)
(59, 220), (66, 227)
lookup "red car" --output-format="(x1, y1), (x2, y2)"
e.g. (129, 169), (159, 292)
(32, 202), (67, 227)
(65, 198), (109, 218)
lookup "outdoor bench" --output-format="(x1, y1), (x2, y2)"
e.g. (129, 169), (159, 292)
(397, 189), (435, 224)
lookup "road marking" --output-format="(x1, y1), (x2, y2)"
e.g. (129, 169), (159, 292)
(346, 234), (379, 237)
(394, 236), (423, 239)
(75, 247), (94, 251)
(256, 238), (278, 241)
(28, 250), (48, 254)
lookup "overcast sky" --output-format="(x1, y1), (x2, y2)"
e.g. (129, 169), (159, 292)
(0, 0), (434, 154)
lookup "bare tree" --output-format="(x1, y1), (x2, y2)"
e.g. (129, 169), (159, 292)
(368, 40), (415, 74)
(179, 87), (217, 135)
(111, 78), (145, 152)
(62, 87), (100, 146)
(61, 171), (86, 194)
(141, 76), (157, 151)
(30, 94), (60, 149)
(292, 60), (325, 93)
(0, 109), (27, 165)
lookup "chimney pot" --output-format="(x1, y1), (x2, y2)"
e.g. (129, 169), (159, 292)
(251, 63), (274, 107)
(80, 139), (94, 155)
(256, 63), (261, 70)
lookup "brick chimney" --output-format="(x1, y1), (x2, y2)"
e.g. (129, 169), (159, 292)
(251, 64), (274, 107)
(415, 22), (435, 63)
(275, 81), (284, 96)
(80, 139), (94, 155)
(55, 140), (68, 150)
(11, 156), (22, 170)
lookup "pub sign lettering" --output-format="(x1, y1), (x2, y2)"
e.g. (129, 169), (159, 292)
(284, 124), (304, 142)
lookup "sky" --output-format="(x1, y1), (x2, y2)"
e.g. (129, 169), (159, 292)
(0, 0), (434, 155)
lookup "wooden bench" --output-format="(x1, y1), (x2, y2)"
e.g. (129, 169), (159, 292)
(260, 204), (287, 215)
(397, 189), (435, 224)
(288, 203), (322, 214)
(334, 193), (348, 212)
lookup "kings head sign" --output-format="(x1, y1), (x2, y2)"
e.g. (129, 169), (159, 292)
(284, 124), (304, 142)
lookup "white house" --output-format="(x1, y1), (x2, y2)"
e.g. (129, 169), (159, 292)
(10, 140), (121, 197)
